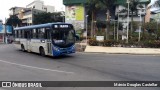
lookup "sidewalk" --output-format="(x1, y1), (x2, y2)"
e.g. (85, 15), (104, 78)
(85, 46), (160, 55)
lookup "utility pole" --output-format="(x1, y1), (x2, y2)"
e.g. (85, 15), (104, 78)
(126, 0), (130, 43)
(114, 20), (116, 40)
(86, 15), (88, 44)
(4, 18), (7, 44)
(138, 9), (142, 42)
(117, 11), (120, 41)
(106, 12), (108, 40)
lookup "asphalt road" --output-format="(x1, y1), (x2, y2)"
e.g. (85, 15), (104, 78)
(0, 44), (160, 90)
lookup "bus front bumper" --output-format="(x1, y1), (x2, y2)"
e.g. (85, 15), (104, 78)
(52, 45), (75, 56)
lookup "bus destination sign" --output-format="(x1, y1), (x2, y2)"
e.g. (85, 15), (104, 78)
(53, 25), (71, 29)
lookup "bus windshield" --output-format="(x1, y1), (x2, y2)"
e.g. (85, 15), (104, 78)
(51, 29), (75, 48)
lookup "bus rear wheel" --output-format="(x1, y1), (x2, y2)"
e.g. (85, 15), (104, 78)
(21, 45), (25, 52)
(40, 47), (45, 56)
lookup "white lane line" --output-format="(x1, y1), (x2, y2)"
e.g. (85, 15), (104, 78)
(0, 59), (74, 74)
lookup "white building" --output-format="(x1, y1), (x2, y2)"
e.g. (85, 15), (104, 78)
(26, 0), (55, 13)
(115, 0), (149, 40)
(147, 0), (160, 21)
(9, 0), (56, 26)
(9, 7), (25, 16)
(45, 5), (55, 13)
(20, 0), (55, 25)
(18, 8), (45, 26)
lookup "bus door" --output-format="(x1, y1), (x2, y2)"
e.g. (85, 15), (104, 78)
(25, 30), (31, 51)
(46, 28), (52, 55)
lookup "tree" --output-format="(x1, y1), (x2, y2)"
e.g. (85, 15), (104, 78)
(130, 0), (139, 33)
(118, 0), (141, 37)
(98, 0), (115, 39)
(87, 0), (102, 38)
(87, 0), (115, 39)
(6, 15), (22, 27)
(33, 12), (63, 25)
(6, 15), (22, 35)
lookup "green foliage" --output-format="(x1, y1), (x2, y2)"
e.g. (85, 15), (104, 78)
(130, 0), (140, 14)
(33, 12), (63, 25)
(143, 40), (160, 48)
(96, 21), (106, 29)
(103, 40), (114, 46)
(6, 15), (22, 26)
(88, 39), (98, 46)
(129, 21), (138, 31)
(87, 0), (116, 39)
(144, 22), (157, 33)
(89, 39), (118, 47)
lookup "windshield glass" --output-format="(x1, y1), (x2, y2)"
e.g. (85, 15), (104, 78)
(51, 29), (75, 48)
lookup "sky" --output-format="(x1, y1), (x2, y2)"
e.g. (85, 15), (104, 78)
(0, 0), (157, 23)
(0, 0), (65, 23)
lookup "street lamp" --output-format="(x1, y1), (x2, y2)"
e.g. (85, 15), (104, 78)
(86, 15), (89, 44)
(126, 0), (130, 43)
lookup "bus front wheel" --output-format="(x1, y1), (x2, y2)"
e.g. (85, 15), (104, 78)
(39, 47), (45, 56)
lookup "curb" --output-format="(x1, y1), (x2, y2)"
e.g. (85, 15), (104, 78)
(82, 52), (160, 56)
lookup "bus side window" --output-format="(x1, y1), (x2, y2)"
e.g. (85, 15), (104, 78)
(21, 30), (24, 38)
(32, 29), (37, 39)
(15, 30), (18, 38)
(24, 30), (27, 39)
(36, 29), (38, 38)
(38, 28), (45, 39)
(45, 28), (51, 39)
(18, 30), (21, 38)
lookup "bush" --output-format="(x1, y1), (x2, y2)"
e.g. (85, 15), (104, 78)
(88, 38), (160, 48)
(103, 40), (115, 47)
(143, 40), (160, 48)
(88, 39), (119, 47)
(88, 39), (98, 46)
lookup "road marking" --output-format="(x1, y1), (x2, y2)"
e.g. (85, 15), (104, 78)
(0, 88), (7, 90)
(0, 59), (74, 74)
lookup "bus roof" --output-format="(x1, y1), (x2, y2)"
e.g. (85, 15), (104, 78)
(14, 23), (72, 30)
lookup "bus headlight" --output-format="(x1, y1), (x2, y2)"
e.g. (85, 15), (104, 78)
(72, 45), (75, 50)
(53, 46), (59, 51)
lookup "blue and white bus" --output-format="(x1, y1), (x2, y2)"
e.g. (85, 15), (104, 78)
(14, 23), (77, 56)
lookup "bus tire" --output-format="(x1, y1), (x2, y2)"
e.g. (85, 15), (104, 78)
(21, 44), (25, 52)
(39, 47), (45, 56)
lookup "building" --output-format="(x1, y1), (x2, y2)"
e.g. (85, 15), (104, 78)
(9, 0), (56, 26)
(0, 19), (12, 43)
(19, 8), (45, 26)
(9, 7), (25, 16)
(0, 20), (3, 42)
(63, 0), (87, 30)
(63, 0), (150, 38)
(26, 0), (55, 13)
(0, 20), (2, 24)
(115, 0), (150, 39)
(145, 5), (151, 22)
(147, 0), (160, 22)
